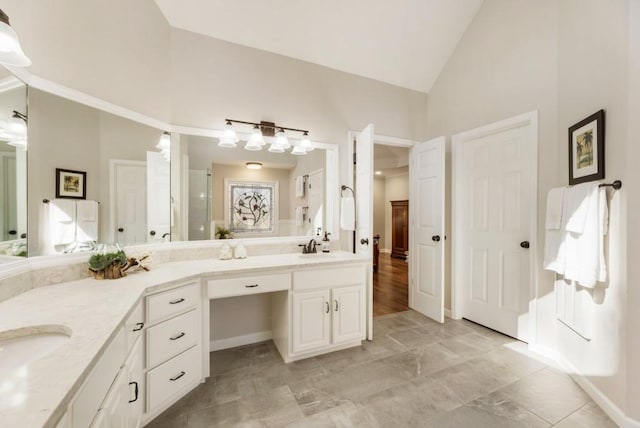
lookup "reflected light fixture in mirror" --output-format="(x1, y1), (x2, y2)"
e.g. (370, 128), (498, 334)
(219, 120), (239, 148)
(1, 110), (27, 149)
(246, 162), (262, 170)
(0, 9), (31, 67)
(156, 131), (170, 161)
(245, 125), (265, 151)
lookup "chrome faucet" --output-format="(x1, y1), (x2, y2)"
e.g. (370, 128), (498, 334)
(298, 239), (318, 254)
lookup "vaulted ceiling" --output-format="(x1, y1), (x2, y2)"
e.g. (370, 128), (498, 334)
(153, 0), (484, 93)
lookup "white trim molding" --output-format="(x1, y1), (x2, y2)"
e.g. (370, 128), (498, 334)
(210, 330), (273, 351)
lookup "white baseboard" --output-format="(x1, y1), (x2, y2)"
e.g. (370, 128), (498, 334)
(529, 344), (640, 428)
(444, 308), (452, 319)
(209, 331), (273, 352)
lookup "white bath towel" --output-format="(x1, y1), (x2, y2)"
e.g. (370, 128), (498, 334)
(543, 187), (566, 274)
(563, 185), (608, 288)
(565, 182), (597, 234)
(76, 200), (99, 242)
(340, 196), (355, 231)
(295, 176), (305, 198)
(545, 187), (565, 230)
(295, 206), (304, 227)
(49, 199), (76, 245)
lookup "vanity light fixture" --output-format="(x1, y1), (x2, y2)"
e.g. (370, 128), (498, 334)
(246, 162), (262, 170)
(156, 131), (170, 150)
(221, 119), (313, 155)
(0, 9), (31, 67)
(1, 110), (27, 149)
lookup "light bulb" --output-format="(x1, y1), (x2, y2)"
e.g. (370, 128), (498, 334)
(156, 132), (170, 150)
(291, 145), (307, 155)
(0, 17), (31, 67)
(218, 121), (239, 147)
(268, 142), (285, 153)
(300, 133), (314, 151)
(275, 129), (290, 149)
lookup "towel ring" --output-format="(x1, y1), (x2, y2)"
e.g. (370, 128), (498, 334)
(340, 185), (354, 196)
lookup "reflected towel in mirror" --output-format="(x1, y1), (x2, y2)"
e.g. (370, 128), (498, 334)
(340, 196), (355, 231)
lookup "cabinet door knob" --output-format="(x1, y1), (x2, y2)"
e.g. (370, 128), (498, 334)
(432, 235), (441, 242)
(8, 230), (16, 235)
(520, 241), (530, 249)
(325, 301), (330, 313)
(118, 227), (124, 232)
(149, 230), (156, 236)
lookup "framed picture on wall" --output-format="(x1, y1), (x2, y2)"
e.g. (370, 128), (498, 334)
(55, 168), (87, 199)
(568, 109), (605, 185)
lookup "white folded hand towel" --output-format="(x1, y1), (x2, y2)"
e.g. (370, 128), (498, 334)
(295, 176), (305, 197)
(295, 206), (304, 226)
(565, 182), (598, 234)
(545, 187), (564, 230)
(49, 199), (76, 245)
(76, 200), (99, 242)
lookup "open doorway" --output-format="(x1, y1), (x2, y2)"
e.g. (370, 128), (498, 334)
(372, 144), (410, 316)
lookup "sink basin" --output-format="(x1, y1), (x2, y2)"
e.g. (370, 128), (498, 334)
(299, 253), (337, 259)
(0, 325), (71, 374)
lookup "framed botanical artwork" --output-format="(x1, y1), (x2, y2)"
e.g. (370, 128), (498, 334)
(55, 168), (87, 199)
(224, 180), (279, 235)
(568, 109), (605, 185)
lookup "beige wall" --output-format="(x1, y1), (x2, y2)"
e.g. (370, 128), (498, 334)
(427, 0), (632, 419)
(384, 174), (409, 252)
(3, 0), (172, 121)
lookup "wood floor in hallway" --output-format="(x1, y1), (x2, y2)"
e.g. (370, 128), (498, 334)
(373, 253), (409, 317)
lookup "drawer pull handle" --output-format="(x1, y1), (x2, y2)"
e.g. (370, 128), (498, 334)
(325, 301), (330, 314)
(170, 332), (186, 341)
(335, 300), (339, 312)
(128, 381), (139, 403)
(245, 284), (259, 288)
(170, 371), (186, 381)
(169, 298), (185, 305)
(132, 322), (144, 332)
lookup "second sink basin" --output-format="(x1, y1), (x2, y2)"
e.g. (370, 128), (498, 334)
(0, 325), (71, 375)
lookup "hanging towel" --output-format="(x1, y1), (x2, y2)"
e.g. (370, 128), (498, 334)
(295, 176), (305, 198)
(543, 187), (566, 274)
(295, 206), (304, 227)
(564, 182), (596, 234)
(340, 196), (355, 231)
(545, 187), (565, 230)
(76, 200), (99, 242)
(563, 183), (607, 288)
(49, 199), (76, 245)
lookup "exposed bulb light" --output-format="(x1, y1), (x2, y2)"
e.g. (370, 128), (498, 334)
(275, 128), (290, 149)
(218, 120), (239, 148)
(156, 131), (170, 150)
(0, 10), (31, 67)
(244, 125), (264, 151)
(291, 145), (307, 156)
(246, 162), (262, 170)
(300, 132), (314, 152)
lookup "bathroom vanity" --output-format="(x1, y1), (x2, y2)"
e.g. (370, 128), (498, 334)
(0, 251), (367, 427)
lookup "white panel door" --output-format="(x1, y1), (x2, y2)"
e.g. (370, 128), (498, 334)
(292, 289), (331, 354)
(409, 137), (446, 323)
(354, 124), (374, 339)
(455, 120), (535, 342)
(114, 163), (147, 245)
(332, 285), (365, 344)
(147, 151), (171, 243)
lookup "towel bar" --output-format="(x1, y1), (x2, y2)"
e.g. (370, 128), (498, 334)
(598, 180), (622, 190)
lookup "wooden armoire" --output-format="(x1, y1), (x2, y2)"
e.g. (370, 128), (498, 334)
(390, 200), (409, 259)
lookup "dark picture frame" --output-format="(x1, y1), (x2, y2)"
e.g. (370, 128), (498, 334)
(55, 168), (87, 199)
(568, 109), (605, 185)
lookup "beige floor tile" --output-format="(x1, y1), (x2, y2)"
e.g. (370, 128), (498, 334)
(554, 401), (618, 428)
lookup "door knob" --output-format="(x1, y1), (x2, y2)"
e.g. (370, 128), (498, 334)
(520, 241), (530, 249)
(118, 228), (124, 232)
(360, 238), (369, 245)
(8, 230), (16, 235)
(432, 235), (441, 242)
(149, 230), (156, 236)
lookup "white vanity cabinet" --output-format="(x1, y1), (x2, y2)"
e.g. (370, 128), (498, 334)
(143, 280), (205, 423)
(281, 264), (366, 361)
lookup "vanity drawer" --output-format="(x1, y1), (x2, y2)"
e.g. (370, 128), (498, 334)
(147, 344), (202, 412)
(146, 308), (201, 368)
(147, 282), (200, 324)
(208, 273), (291, 299)
(293, 265), (364, 291)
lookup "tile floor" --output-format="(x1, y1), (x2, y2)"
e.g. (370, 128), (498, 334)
(147, 310), (617, 427)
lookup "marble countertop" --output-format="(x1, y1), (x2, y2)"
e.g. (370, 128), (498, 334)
(0, 251), (367, 428)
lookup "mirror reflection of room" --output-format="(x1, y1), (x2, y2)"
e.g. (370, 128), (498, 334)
(184, 135), (325, 240)
(27, 89), (171, 255)
(0, 68), (26, 258)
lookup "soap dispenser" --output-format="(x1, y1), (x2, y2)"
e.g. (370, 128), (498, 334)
(322, 232), (331, 253)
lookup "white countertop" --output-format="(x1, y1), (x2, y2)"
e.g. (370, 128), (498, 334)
(0, 251), (367, 428)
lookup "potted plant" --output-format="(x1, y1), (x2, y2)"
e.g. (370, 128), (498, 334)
(89, 244), (128, 279)
(215, 226), (234, 240)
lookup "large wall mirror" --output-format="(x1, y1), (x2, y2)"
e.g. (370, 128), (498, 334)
(27, 88), (171, 256)
(0, 68), (27, 260)
(176, 134), (339, 241)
